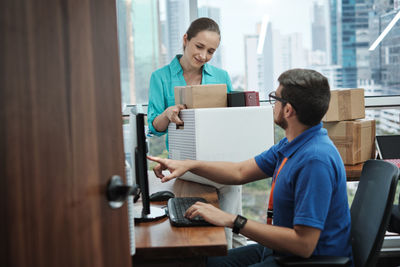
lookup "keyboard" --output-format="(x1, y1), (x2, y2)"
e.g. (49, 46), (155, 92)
(167, 197), (213, 227)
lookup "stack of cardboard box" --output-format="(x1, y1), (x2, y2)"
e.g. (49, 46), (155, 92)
(323, 89), (376, 165)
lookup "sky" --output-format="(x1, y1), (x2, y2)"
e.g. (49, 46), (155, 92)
(198, 0), (319, 76)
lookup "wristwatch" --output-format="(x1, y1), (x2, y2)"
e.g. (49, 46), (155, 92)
(232, 215), (247, 234)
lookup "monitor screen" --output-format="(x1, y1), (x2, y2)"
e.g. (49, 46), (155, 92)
(130, 110), (166, 222)
(135, 113), (150, 214)
(376, 135), (400, 159)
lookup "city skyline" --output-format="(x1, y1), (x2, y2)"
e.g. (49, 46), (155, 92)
(119, 0), (400, 100)
(198, 0), (317, 76)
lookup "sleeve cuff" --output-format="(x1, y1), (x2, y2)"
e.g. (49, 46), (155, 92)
(148, 118), (167, 136)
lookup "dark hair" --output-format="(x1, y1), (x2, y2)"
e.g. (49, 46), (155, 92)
(183, 17), (220, 50)
(278, 69), (330, 126)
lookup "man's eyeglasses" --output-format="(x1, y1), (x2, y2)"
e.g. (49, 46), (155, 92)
(268, 91), (297, 110)
(268, 91), (288, 105)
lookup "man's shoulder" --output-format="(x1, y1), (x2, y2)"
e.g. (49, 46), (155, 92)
(298, 135), (343, 165)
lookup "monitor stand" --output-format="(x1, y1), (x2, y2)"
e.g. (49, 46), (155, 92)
(134, 206), (167, 223)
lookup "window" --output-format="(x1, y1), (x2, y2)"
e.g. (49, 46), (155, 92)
(117, 0), (400, 224)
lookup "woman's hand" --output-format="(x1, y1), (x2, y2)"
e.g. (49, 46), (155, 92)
(185, 201), (236, 227)
(147, 155), (192, 182)
(164, 104), (186, 125)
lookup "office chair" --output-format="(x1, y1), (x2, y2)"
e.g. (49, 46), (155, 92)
(275, 159), (400, 266)
(388, 192), (400, 234)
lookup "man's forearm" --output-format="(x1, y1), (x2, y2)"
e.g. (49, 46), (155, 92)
(187, 159), (253, 185)
(148, 156), (265, 184)
(239, 220), (320, 258)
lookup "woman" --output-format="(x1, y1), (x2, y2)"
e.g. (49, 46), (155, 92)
(147, 17), (245, 249)
(148, 17), (232, 136)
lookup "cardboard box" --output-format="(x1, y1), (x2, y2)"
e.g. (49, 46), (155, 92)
(174, 84), (227, 109)
(324, 119), (376, 165)
(244, 91), (260, 106)
(323, 89), (365, 122)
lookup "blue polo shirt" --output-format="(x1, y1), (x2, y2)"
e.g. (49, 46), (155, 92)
(147, 55), (232, 137)
(255, 123), (353, 260)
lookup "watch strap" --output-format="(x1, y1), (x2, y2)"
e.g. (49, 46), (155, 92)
(232, 215), (247, 234)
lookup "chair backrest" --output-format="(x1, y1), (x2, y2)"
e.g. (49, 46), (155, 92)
(350, 159), (399, 267)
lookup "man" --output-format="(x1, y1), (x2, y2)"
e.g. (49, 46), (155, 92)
(148, 69), (353, 266)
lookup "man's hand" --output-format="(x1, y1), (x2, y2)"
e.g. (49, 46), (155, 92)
(147, 155), (191, 182)
(164, 104), (186, 125)
(184, 201), (236, 227)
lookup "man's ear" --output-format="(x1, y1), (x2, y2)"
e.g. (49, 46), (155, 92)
(284, 103), (296, 118)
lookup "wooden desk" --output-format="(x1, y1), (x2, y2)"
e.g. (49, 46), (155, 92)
(345, 163), (363, 181)
(132, 172), (227, 266)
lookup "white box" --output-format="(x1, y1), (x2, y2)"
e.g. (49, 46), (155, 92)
(168, 106), (274, 186)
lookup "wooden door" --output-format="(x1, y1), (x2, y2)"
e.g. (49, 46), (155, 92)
(0, 0), (132, 266)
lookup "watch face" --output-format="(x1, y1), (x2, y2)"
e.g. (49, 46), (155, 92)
(233, 215), (247, 234)
(237, 217), (246, 225)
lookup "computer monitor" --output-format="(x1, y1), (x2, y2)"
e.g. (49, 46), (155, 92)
(130, 110), (166, 222)
(376, 135), (400, 159)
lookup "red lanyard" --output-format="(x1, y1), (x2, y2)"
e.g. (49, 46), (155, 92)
(267, 157), (288, 225)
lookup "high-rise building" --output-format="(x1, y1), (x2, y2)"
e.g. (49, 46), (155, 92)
(308, 50), (328, 66)
(258, 18), (274, 99)
(378, 9), (400, 94)
(368, 4), (383, 86)
(369, 1), (400, 95)
(329, 0), (372, 88)
(244, 34), (261, 92)
(311, 1), (329, 66)
(340, 0), (357, 87)
(315, 64), (344, 88)
(131, 0), (161, 104)
(117, 0), (162, 106)
(354, 0), (372, 81)
(278, 33), (307, 74)
(366, 108), (400, 134)
(329, 0), (341, 66)
(165, 0), (198, 62)
(244, 18), (274, 99)
(198, 6), (223, 68)
(287, 33), (307, 68)
(116, 0), (135, 107)
(244, 17), (309, 97)
(312, 2), (327, 53)
(198, 6), (220, 24)
(373, 0), (395, 13)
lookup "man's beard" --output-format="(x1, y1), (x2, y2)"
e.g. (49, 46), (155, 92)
(274, 109), (288, 130)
